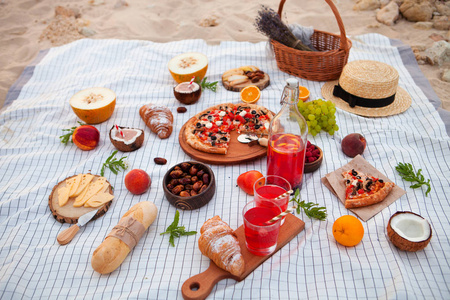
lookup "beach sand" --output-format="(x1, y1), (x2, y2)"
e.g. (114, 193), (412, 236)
(0, 0), (448, 110)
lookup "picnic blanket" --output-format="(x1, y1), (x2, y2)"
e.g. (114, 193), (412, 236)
(0, 34), (449, 299)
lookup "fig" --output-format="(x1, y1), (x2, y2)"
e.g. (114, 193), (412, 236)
(341, 133), (366, 158)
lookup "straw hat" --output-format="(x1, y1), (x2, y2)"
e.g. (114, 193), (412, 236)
(321, 60), (411, 117)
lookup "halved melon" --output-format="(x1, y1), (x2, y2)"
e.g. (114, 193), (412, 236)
(69, 87), (116, 124)
(168, 52), (208, 83)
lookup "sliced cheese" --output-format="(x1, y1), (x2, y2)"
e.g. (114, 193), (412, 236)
(72, 174), (95, 197)
(84, 192), (114, 208)
(58, 186), (70, 207)
(67, 174), (83, 197)
(73, 177), (107, 207)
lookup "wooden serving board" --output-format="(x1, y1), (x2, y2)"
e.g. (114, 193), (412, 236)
(179, 119), (268, 165)
(222, 73), (270, 92)
(181, 214), (305, 300)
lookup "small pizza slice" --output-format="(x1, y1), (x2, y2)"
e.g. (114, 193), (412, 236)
(233, 103), (273, 134)
(342, 169), (395, 209)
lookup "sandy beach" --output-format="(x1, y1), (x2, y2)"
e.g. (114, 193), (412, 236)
(0, 0), (448, 110)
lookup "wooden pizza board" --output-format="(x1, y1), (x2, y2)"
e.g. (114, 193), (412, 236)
(48, 174), (112, 224)
(179, 119), (268, 165)
(181, 213), (305, 300)
(222, 73), (270, 92)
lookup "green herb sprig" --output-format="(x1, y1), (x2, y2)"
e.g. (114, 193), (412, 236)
(161, 210), (197, 247)
(395, 162), (431, 196)
(198, 77), (218, 92)
(100, 150), (128, 177)
(290, 189), (327, 221)
(59, 121), (85, 145)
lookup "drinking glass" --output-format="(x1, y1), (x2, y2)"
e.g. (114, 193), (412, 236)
(253, 175), (291, 223)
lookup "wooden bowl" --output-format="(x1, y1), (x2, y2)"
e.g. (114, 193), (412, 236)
(163, 161), (215, 210)
(304, 145), (323, 173)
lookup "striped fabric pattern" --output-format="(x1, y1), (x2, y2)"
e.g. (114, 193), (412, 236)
(0, 34), (449, 299)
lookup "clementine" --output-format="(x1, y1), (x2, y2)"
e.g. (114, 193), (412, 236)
(332, 215), (364, 247)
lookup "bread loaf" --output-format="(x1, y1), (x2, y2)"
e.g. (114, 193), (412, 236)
(91, 201), (157, 274)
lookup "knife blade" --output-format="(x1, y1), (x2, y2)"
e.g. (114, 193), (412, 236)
(57, 209), (99, 245)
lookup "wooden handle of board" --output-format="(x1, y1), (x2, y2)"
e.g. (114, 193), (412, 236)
(57, 225), (80, 245)
(182, 262), (234, 300)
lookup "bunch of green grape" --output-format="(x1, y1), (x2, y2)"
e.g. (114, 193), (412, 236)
(297, 98), (339, 136)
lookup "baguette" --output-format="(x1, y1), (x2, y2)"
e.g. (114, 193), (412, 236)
(91, 201), (157, 274)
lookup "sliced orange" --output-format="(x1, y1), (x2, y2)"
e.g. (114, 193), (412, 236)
(332, 215), (364, 247)
(299, 86), (310, 102)
(240, 85), (261, 104)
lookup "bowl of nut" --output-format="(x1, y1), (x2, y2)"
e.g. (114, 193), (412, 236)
(304, 142), (323, 173)
(163, 161), (216, 210)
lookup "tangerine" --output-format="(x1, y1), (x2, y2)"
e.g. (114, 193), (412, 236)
(332, 215), (364, 247)
(240, 85), (261, 103)
(298, 86), (310, 102)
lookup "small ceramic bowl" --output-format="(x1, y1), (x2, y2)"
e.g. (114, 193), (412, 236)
(163, 161), (215, 210)
(304, 145), (323, 173)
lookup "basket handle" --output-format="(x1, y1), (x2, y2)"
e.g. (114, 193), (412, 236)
(277, 0), (349, 51)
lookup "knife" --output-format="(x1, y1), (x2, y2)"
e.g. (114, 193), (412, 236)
(57, 209), (99, 245)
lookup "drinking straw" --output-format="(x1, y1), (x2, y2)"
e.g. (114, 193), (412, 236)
(265, 205), (297, 224)
(189, 76), (195, 85)
(115, 124), (124, 138)
(274, 189), (293, 200)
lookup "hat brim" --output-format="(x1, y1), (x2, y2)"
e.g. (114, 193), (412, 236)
(321, 80), (412, 117)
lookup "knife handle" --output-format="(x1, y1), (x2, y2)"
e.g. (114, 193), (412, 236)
(57, 225), (80, 245)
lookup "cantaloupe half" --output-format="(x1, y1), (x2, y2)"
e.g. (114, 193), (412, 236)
(168, 52), (208, 84)
(69, 87), (116, 124)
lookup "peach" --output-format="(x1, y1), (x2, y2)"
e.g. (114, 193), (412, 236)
(125, 169), (151, 195)
(72, 125), (100, 151)
(341, 133), (367, 157)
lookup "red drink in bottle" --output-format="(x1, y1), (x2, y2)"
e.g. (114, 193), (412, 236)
(267, 133), (306, 191)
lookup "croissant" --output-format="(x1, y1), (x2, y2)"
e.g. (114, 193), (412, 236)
(139, 103), (174, 139)
(198, 216), (245, 277)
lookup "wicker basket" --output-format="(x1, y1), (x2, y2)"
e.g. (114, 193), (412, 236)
(271, 0), (352, 82)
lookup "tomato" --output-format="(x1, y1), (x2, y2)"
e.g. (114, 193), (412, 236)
(237, 170), (264, 195)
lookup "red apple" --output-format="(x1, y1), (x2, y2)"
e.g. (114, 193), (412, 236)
(341, 133), (367, 157)
(125, 169), (151, 195)
(72, 125), (100, 151)
(237, 170), (264, 195)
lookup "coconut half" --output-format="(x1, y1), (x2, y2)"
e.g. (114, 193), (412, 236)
(109, 125), (144, 152)
(387, 211), (432, 252)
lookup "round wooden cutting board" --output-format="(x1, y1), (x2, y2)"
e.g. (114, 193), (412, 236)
(179, 119), (268, 165)
(48, 175), (113, 224)
(222, 73), (270, 92)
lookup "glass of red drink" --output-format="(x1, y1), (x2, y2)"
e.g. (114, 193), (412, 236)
(242, 200), (282, 256)
(267, 133), (306, 191)
(254, 175), (291, 224)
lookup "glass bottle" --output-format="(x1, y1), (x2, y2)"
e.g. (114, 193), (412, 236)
(267, 78), (308, 191)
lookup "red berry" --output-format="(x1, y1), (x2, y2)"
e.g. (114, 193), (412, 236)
(305, 151), (312, 158)
(307, 141), (311, 148)
(312, 149), (320, 157)
(307, 156), (316, 163)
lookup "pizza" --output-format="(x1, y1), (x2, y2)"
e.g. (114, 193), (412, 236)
(342, 169), (395, 209)
(184, 103), (274, 154)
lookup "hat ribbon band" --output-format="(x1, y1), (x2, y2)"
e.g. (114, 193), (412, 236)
(333, 84), (396, 108)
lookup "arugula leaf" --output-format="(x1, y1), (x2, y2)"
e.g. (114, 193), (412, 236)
(59, 121), (85, 145)
(290, 189), (327, 221)
(100, 150), (128, 177)
(395, 162), (432, 196)
(161, 210), (197, 247)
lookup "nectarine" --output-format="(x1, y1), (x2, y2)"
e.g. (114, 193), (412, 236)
(72, 125), (100, 151)
(237, 170), (264, 195)
(341, 133), (366, 158)
(125, 169), (151, 195)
